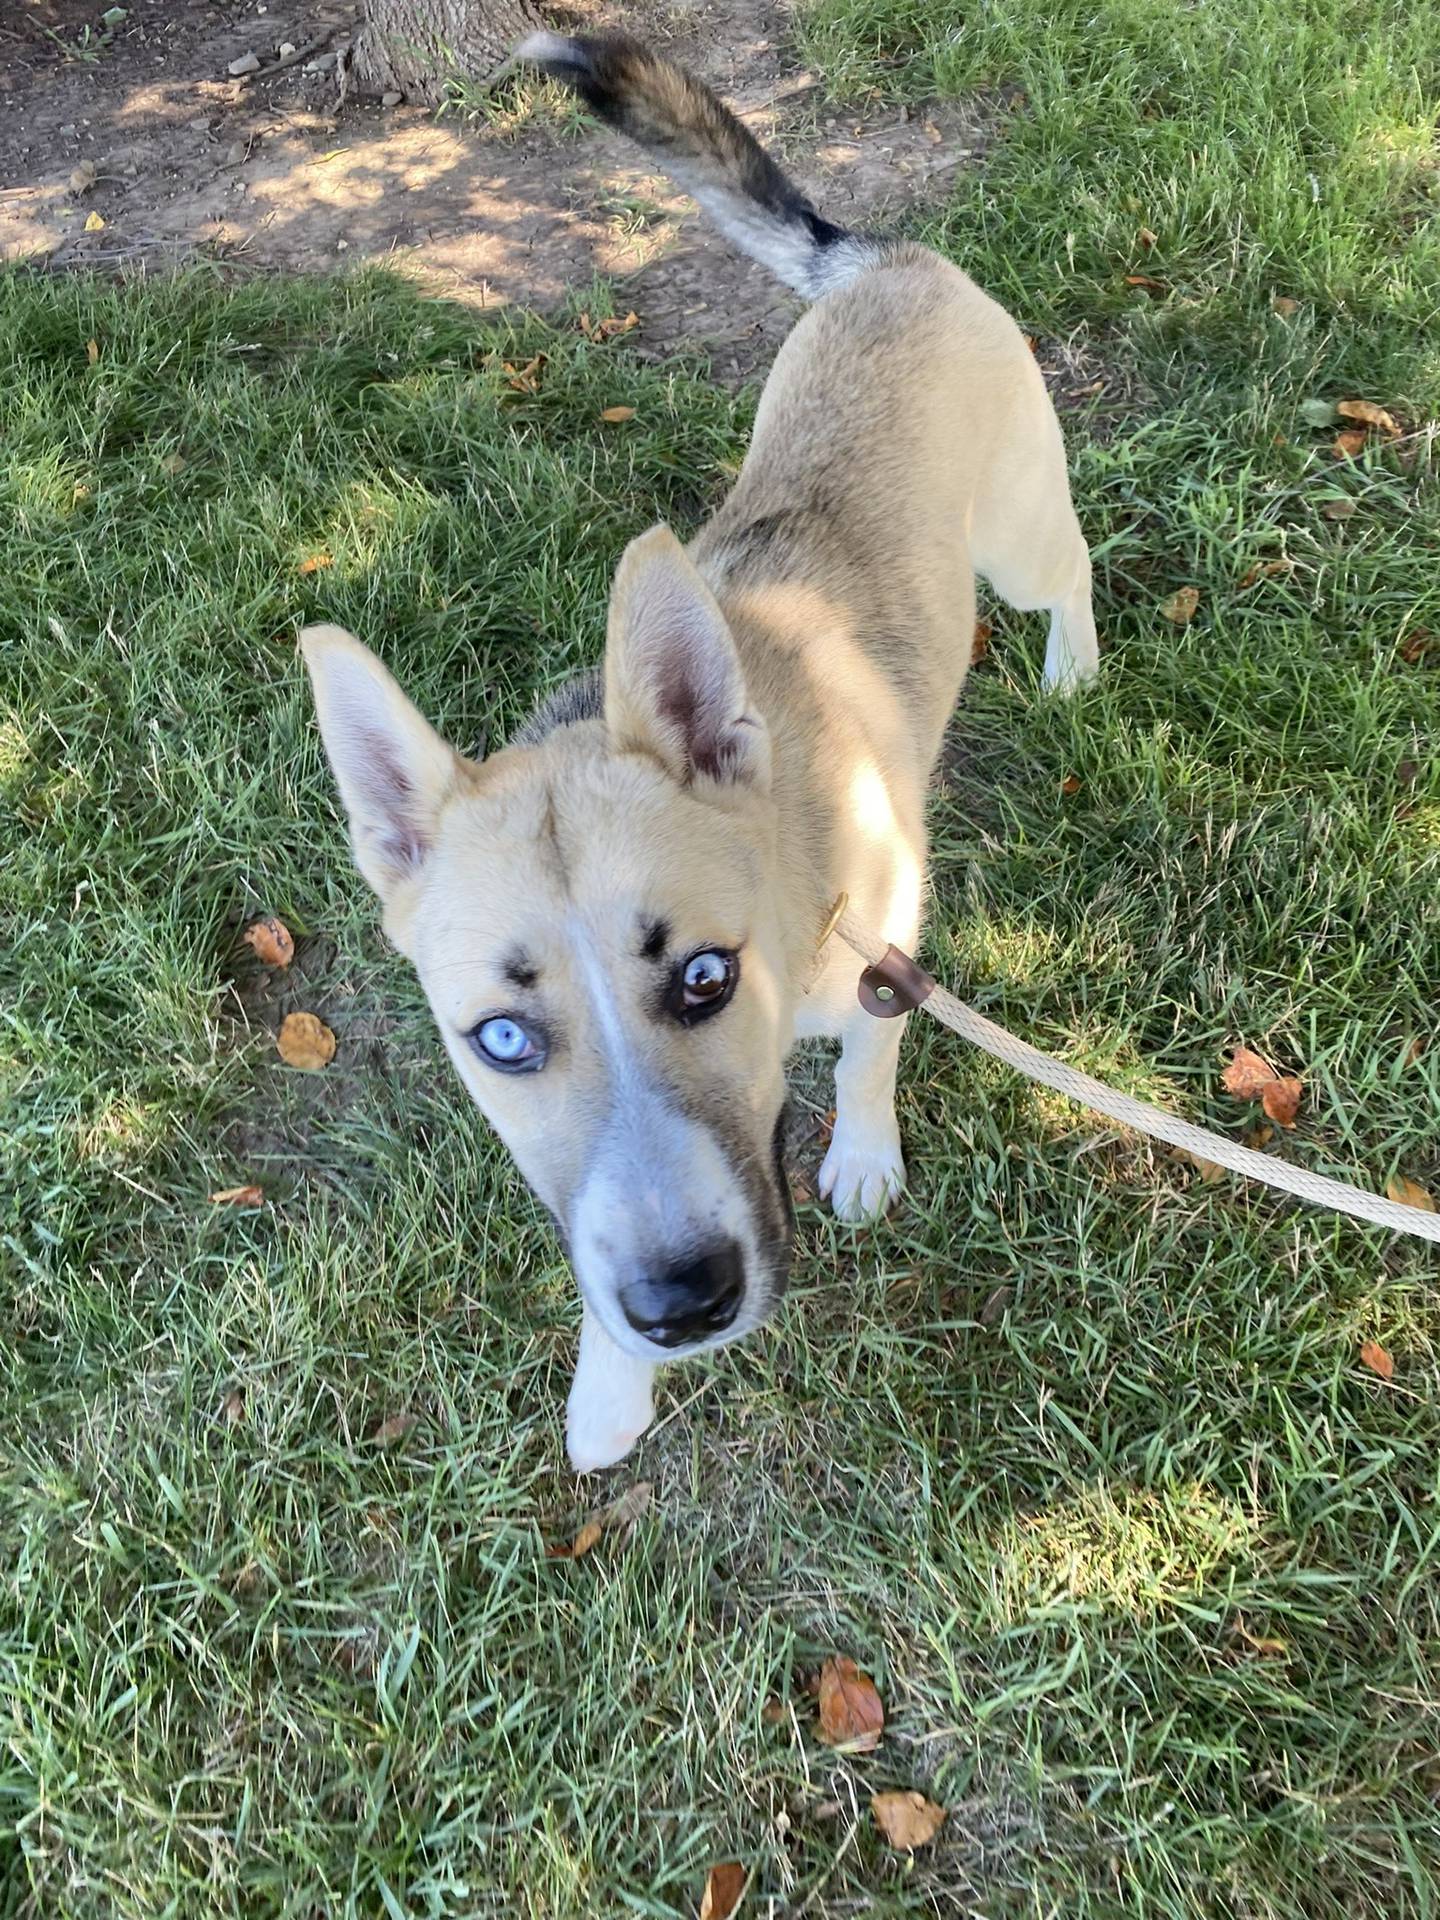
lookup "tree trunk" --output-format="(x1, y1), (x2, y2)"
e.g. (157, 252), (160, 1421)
(351, 0), (545, 106)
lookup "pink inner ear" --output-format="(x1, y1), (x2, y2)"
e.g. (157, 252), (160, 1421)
(358, 730), (428, 869)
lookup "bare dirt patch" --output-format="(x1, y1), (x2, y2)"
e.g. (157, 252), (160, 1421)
(2, 0), (986, 380)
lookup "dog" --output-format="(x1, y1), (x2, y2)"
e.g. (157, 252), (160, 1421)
(299, 32), (1098, 1472)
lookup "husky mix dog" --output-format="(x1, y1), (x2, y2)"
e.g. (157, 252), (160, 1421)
(299, 33), (1098, 1470)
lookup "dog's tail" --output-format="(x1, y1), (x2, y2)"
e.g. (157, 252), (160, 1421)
(517, 30), (876, 300)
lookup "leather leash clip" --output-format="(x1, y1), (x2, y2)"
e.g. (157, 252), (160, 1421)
(857, 944), (936, 1019)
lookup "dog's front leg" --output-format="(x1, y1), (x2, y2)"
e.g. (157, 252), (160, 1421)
(566, 1303), (657, 1473)
(819, 1006), (907, 1222)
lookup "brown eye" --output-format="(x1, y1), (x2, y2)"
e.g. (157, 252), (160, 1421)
(672, 949), (738, 1024)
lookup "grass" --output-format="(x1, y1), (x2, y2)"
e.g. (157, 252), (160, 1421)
(2, 0), (1439, 1905)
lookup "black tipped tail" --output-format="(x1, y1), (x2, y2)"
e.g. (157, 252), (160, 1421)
(518, 30), (870, 299)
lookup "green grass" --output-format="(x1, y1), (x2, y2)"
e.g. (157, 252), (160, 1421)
(2, 0), (1439, 1903)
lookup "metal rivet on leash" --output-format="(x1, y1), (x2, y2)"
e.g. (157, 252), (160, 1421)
(823, 902), (1440, 1245)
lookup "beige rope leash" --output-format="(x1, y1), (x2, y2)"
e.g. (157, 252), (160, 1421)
(825, 901), (1440, 1246)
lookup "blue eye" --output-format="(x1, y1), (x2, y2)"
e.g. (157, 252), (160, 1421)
(472, 1015), (546, 1073)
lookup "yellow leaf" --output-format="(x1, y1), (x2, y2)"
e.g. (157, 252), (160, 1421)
(86, 338), (99, 364)
(599, 405), (636, 422)
(276, 1011), (335, 1070)
(1337, 398), (1399, 436)
(84, 211), (106, 232)
(571, 1519), (602, 1558)
(209, 1184), (265, 1207)
(1386, 1175), (1435, 1214)
(871, 1790), (946, 1850)
(1159, 586), (1200, 624)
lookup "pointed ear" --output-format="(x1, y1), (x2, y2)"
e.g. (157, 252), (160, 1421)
(299, 624), (469, 903)
(604, 526), (770, 791)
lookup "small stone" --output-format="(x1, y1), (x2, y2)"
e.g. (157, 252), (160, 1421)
(224, 140), (249, 165)
(227, 51), (261, 75)
(304, 50), (337, 72)
(336, 237), (348, 250)
(189, 115), (214, 132)
(277, 40), (296, 56)
(381, 89), (403, 106)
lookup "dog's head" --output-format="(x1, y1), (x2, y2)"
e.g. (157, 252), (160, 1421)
(301, 527), (796, 1361)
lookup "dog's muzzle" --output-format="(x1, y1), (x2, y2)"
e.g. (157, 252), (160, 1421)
(618, 1238), (745, 1349)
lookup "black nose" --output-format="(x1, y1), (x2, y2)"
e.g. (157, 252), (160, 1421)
(619, 1240), (745, 1348)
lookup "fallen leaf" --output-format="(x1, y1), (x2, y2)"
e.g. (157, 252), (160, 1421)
(571, 1518), (603, 1558)
(1237, 558), (1292, 589)
(296, 552), (333, 575)
(604, 1480), (654, 1535)
(1243, 1123), (1275, 1151)
(1386, 1175), (1436, 1214)
(1337, 398), (1399, 437)
(760, 1698), (789, 1726)
(817, 1655), (884, 1752)
(922, 119), (943, 144)
(1172, 1146), (1226, 1184)
(373, 1412), (416, 1446)
(243, 914), (294, 968)
(1398, 628), (1433, 664)
(1060, 773), (1083, 795)
(1300, 397), (1338, 428)
(1159, 586), (1200, 625)
(1271, 294), (1300, 317)
(277, 1010), (336, 1070)
(84, 211), (106, 232)
(871, 1791), (946, 1850)
(1124, 273), (1167, 293)
(971, 618), (992, 665)
(1231, 1615), (1287, 1657)
(1403, 1036), (1426, 1067)
(1331, 429), (1367, 461)
(599, 405), (636, 422)
(1321, 497), (1357, 521)
(209, 1183), (265, 1207)
(219, 1386), (246, 1425)
(86, 337), (99, 364)
(1360, 1339), (1394, 1380)
(1222, 1046), (1277, 1099)
(1138, 225), (1157, 249)
(502, 354), (546, 393)
(699, 1862), (746, 1920)
(578, 309), (639, 342)
(1260, 1077), (1303, 1128)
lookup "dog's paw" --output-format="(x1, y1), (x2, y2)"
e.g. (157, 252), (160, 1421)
(818, 1121), (906, 1223)
(566, 1404), (651, 1474)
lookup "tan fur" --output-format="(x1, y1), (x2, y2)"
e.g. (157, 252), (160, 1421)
(302, 223), (1095, 1475)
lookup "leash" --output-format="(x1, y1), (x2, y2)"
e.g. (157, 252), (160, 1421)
(816, 896), (1440, 1245)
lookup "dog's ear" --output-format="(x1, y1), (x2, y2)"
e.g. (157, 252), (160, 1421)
(299, 624), (470, 904)
(604, 526), (770, 791)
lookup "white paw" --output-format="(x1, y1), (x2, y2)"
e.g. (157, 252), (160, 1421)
(566, 1313), (656, 1472)
(818, 1121), (906, 1223)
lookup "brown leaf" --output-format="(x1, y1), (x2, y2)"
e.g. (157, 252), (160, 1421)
(1172, 1146), (1226, 1184)
(571, 1518), (603, 1558)
(243, 914), (295, 968)
(1159, 586), (1200, 625)
(580, 309), (640, 342)
(971, 619), (992, 665)
(1360, 1339), (1394, 1380)
(599, 405), (636, 423)
(1331, 429), (1367, 461)
(1260, 1077), (1302, 1128)
(86, 337), (100, 364)
(1386, 1175), (1436, 1214)
(1060, 773), (1083, 796)
(1403, 1036), (1426, 1067)
(1322, 497), (1357, 521)
(1337, 398), (1399, 437)
(604, 1479), (654, 1535)
(1124, 273), (1167, 293)
(219, 1386), (246, 1425)
(1270, 294), (1300, 317)
(209, 1183), (265, 1207)
(871, 1790), (946, 1850)
(373, 1412), (416, 1446)
(1237, 558), (1292, 590)
(699, 1863), (746, 1920)
(760, 1698), (788, 1726)
(1231, 1614), (1287, 1657)
(1222, 1046), (1277, 1099)
(817, 1654), (884, 1751)
(1138, 226), (1157, 249)
(922, 119), (944, 144)
(1398, 628), (1433, 664)
(297, 551), (333, 575)
(502, 354), (546, 393)
(277, 1011), (335, 1070)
